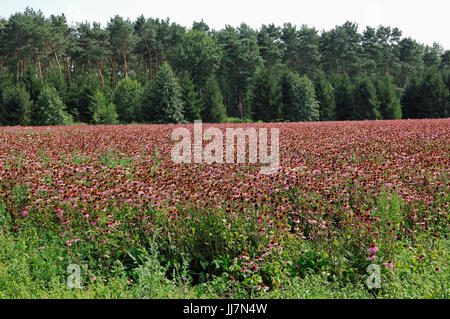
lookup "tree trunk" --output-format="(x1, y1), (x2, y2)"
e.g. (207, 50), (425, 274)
(16, 60), (20, 81)
(144, 39), (153, 80)
(122, 48), (128, 78)
(52, 46), (62, 74)
(65, 56), (72, 87)
(110, 56), (116, 88)
(35, 48), (43, 78)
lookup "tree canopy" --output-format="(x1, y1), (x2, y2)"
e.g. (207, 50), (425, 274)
(0, 8), (448, 125)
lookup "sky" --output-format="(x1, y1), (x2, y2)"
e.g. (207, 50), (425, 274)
(1, 0), (449, 49)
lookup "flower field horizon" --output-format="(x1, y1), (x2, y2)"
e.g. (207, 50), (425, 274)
(0, 118), (448, 298)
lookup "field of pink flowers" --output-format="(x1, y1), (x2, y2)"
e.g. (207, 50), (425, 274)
(0, 119), (448, 298)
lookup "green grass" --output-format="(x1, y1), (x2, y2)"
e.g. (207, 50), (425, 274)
(0, 207), (447, 299)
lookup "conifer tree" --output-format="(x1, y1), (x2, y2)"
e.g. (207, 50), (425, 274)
(179, 71), (202, 122)
(281, 71), (319, 122)
(143, 62), (184, 123)
(418, 67), (448, 118)
(376, 74), (402, 119)
(315, 74), (336, 121)
(0, 84), (33, 126)
(201, 76), (227, 123)
(353, 77), (381, 120)
(248, 68), (281, 122)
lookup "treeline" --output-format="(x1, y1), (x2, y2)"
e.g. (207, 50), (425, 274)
(0, 7), (449, 126)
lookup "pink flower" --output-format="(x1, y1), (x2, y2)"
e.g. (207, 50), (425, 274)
(251, 265), (259, 271)
(368, 243), (379, 254)
(384, 261), (394, 269)
(21, 210), (28, 217)
(366, 255), (377, 261)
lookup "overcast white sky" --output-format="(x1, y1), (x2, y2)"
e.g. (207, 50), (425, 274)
(1, 0), (449, 48)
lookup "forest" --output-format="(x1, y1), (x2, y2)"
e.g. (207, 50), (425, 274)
(0, 7), (449, 126)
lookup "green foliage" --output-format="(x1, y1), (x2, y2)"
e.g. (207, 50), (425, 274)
(20, 65), (44, 104)
(0, 9), (449, 125)
(320, 21), (362, 77)
(280, 71), (319, 122)
(65, 75), (101, 122)
(216, 24), (263, 118)
(315, 73), (336, 121)
(89, 90), (118, 124)
(201, 76), (227, 123)
(333, 73), (356, 120)
(0, 84), (32, 126)
(258, 24), (284, 67)
(376, 74), (402, 119)
(418, 67), (448, 118)
(113, 78), (143, 123)
(402, 67), (449, 119)
(107, 16), (136, 78)
(248, 68), (281, 122)
(401, 75), (423, 119)
(35, 86), (73, 125)
(294, 25), (321, 77)
(224, 117), (253, 123)
(174, 29), (222, 88)
(353, 77), (381, 120)
(143, 62), (184, 123)
(45, 69), (68, 99)
(179, 71), (202, 122)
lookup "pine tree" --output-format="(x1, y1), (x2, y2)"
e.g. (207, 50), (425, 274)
(65, 74), (101, 122)
(333, 73), (355, 120)
(143, 62), (184, 123)
(20, 65), (43, 103)
(179, 71), (202, 122)
(174, 29), (222, 88)
(401, 75), (422, 119)
(201, 76), (227, 123)
(216, 24), (263, 118)
(376, 74), (402, 119)
(0, 84), (33, 126)
(107, 15), (136, 78)
(353, 77), (381, 120)
(418, 67), (448, 118)
(248, 68), (281, 122)
(280, 71), (319, 122)
(315, 74), (336, 121)
(402, 68), (449, 119)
